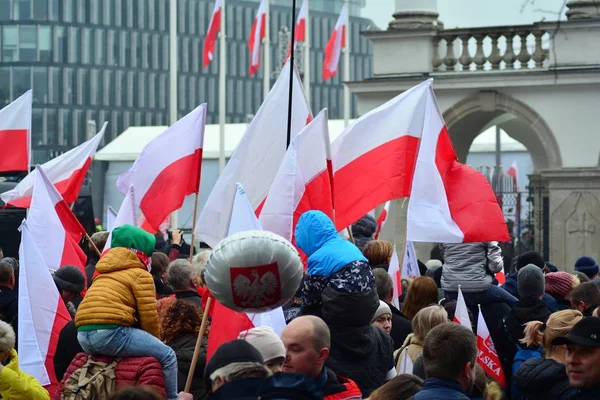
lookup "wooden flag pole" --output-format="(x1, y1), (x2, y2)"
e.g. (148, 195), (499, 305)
(85, 232), (101, 257)
(189, 191), (200, 261)
(184, 296), (212, 393)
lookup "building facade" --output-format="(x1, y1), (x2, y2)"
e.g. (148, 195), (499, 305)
(0, 0), (373, 163)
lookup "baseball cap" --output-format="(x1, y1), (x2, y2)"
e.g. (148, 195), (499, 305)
(552, 317), (600, 347)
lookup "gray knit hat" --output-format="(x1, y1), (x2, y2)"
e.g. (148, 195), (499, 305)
(518, 264), (545, 299)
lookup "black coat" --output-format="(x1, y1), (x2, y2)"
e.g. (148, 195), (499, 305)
(386, 302), (412, 351)
(515, 358), (577, 400)
(54, 320), (83, 382)
(0, 285), (18, 339)
(85, 255), (99, 288)
(168, 333), (208, 400)
(175, 291), (202, 308)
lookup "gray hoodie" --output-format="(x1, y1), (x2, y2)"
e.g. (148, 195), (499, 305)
(439, 242), (503, 293)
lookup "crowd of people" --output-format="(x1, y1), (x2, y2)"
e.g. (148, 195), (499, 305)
(0, 212), (599, 399)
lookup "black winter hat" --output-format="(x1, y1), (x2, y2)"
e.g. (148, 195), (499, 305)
(351, 215), (377, 238)
(204, 339), (264, 389)
(53, 266), (85, 293)
(517, 251), (546, 271)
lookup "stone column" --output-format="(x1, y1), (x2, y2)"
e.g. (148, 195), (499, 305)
(390, 0), (442, 30)
(566, 0), (600, 20)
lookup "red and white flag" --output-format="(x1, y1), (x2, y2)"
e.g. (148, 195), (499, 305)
(507, 160), (518, 190)
(259, 109), (334, 245)
(104, 187), (137, 252)
(388, 246), (401, 307)
(248, 0), (268, 76)
(117, 104), (206, 231)
(322, 4), (347, 81)
(374, 201), (391, 239)
(0, 90), (31, 173)
(453, 286), (472, 330)
(477, 306), (506, 387)
(207, 183), (286, 361)
(18, 221), (71, 395)
(1, 122), (107, 208)
(195, 61), (312, 247)
(285, 0), (308, 61)
(331, 79), (508, 243)
(402, 240), (420, 278)
(203, 0), (222, 68)
(27, 166), (87, 273)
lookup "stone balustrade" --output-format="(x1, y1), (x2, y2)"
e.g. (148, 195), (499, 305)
(433, 25), (549, 72)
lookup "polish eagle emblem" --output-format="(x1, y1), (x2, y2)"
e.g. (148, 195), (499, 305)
(230, 263), (281, 308)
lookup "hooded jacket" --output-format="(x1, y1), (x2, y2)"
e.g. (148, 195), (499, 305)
(75, 247), (159, 337)
(514, 358), (578, 400)
(0, 349), (49, 400)
(439, 242), (503, 292)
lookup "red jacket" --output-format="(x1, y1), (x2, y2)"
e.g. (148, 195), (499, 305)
(52, 353), (166, 399)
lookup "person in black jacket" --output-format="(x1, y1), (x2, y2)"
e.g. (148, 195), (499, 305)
(515, 309), (583, 400)
(0, 261), (18, 341)
(54, 320), (83, 382)
(373, 268), (411, 350)
(161, 300), (208, 400)
(151, 252), (175, 299)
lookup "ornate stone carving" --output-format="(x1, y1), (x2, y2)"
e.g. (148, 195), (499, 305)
(566, 0), (600, 20)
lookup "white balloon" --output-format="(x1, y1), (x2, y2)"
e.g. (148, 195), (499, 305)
(205, 230), (303, 313)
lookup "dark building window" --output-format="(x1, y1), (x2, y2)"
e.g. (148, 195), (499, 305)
(13, 66), (31, 98)
(15, 0), (31, 20)
(0, 0), (9, 20)
(33, 0), (47, 20)
(33, 66), (48, 102)
(0, 67), (10, 105)
(39, 26), (52, 62)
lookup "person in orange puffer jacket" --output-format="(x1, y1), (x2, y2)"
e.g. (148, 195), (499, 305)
(75, 224), (179, 400)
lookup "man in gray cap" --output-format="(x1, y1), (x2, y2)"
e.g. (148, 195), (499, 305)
(52, 265), (85, 318)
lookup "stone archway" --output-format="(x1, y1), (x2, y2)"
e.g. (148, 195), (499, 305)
(443, 91), (563, 172)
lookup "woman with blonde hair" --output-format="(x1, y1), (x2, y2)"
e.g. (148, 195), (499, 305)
(394, 304), (447, 370)
(362, 240), (394, 270)
(400, 277), (439, 320)
(514, 309), (583, 399)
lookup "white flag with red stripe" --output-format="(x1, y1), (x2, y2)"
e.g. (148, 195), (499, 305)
(285, 0), (308, 61)
(331, 79), (508, 243)
(322, 4), (347, 81)
(402, 241), (420, 279)
(117, 104), (206, 231)
(196, 61), (312, 247)
(27, 166), (87, 273)
(477, 305), (506, 387)
(374, 201), (391, 239)
(1, 122), (107, 208)
(0, 90), (31, 173)
(388, 246), (401, 308)
(453, 286), (471, 330)
(18, 220), (71, 394)
(104, 187), (137, 252)
(203, 0), (222, 68)
(259, 109), (334, 245)
(248, 0), (268, 76)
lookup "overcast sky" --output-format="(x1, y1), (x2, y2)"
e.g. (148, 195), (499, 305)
(362, 0), (567, 30)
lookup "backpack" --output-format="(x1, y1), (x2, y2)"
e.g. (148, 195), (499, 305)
(61, 355), (121, 400)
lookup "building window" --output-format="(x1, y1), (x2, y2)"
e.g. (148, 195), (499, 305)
(82, 28), (92, 64)
(51, 66), (60, 103)
(2, 26), (18, 61)
(131, 31), (139, 67)
(90, 68), (100, 105)
(33, 66), (48, 102)
(138, 71), (145, 108)
(95, 28), (105, 64)
(0, 67), (10, 105)
(148, 72), (155, 108)
(15, 0), (31, 19)
(47, 108), (57, 144)
(68, 26), (79, 63)
(0, 0), (9, 20)
(50, 0), (59, 21)
(137, 0), (145, 29)
(13, 67), (31, 98)
(107, 29), (117, 65)
(38, 26), (52, 61)
(147, 0), (155, 30)
(32, 108), (43, 145)
(19, 25), (37, 62)
(63, 0), (73, 22)
(33, 0), (48, 20)
(54, 25), (66, 62)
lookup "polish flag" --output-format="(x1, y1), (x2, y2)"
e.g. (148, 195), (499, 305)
(259, 109), (334, 246)
(507, 160), (518, 190)
(388, 246), (401, 307)
(137, 213), (170, 235)
(117, 104), (206, 231)
(0, 90), (31, 173)
(1, 122), (107, 209)
(285, 0), (308, 61)
(207, 183), (286, 360)
(248, 0), (268, 77)
(196, 61), (312, 247)
(402, 241), (420, 278)
(27, 166), (87, 273)
(477, 306), (506, 387)
(453, 286), (472, 330)
(374, 201), (391, 239)
(203, 0), (222, 68)
(331, 79), (508, 243)
(18, 221), (72, 396)
(322, 4), (347, 81)
(104, 187), (137, 252)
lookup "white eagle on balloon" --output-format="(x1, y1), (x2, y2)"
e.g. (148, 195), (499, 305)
(233, 269), (278, 308)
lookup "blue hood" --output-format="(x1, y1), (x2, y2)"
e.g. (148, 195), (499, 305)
(295, 211), (366, 277)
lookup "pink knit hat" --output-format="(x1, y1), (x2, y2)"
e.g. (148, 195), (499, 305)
(545, 272), (573, 299)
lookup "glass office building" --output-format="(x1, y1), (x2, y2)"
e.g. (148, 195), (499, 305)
(0, 0), (373, 162)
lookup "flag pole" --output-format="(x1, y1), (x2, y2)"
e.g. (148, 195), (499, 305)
(343, 0), (350, 127)
(286, 0), (298, 149)
(169, 0), (179, 229)
(304, 0), (310, 106)
(85, 232), (101, 257)
(398, 198), (409, 277)
(218, 0), (227, 173)
(189, 191), (200, 261)
(184, 296), (212, 393)
(263, 0), (271, 98)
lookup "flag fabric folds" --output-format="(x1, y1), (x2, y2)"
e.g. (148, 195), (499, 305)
(248, 0), (268, 77)
(387, 246), (401, 307)
(0, 90), (31, 173)
(477, 305), (506, 388)
(203, 0), (223, 68)
(285, 0), (308, 61)
(453, 286), (472, 330)
(374, 201), (390, 239)
(104, 187), (137, 252)
(322, 4), (347, 81)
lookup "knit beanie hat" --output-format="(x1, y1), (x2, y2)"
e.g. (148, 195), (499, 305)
(204, 339), (264, 388)
(545, 272), (574, 299)
(53, 266), (85, 293)
(517, 251), (546, 271)
(575, 256), (599, 278)
(518, 264), (545, 298)
(237, 326), (286, 363)
(372, 300), (392, 322)
(111, 224), (155, 258)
